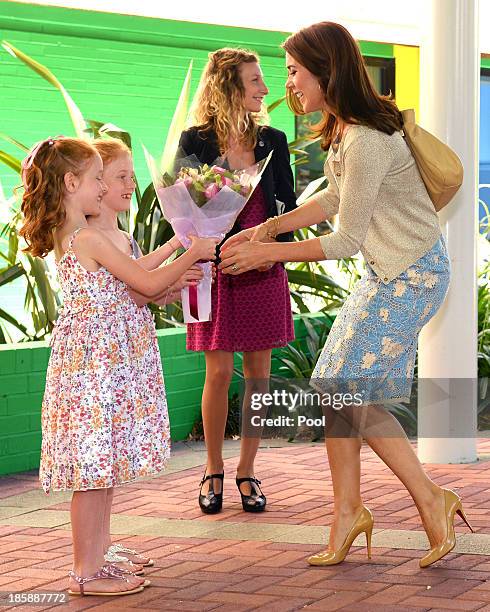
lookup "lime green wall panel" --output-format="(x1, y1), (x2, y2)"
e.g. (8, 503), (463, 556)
(359, 41), (393, 58)
(0, 2), (295, 195)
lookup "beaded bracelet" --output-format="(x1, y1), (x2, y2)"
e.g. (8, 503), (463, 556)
(265, 216), (280, 239)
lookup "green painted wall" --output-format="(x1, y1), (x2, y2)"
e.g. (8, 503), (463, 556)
(0, 1), (295, 195)
(0, 314), (320, 477)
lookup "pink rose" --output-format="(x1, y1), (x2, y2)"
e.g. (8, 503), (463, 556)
(211, 166), (227, 176)
(204, 183), (219, 199)
(176, 177), (193, 187)
(223, 177), (234, 187)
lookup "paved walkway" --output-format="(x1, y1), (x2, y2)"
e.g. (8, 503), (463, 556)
(1, 439), (490, 611)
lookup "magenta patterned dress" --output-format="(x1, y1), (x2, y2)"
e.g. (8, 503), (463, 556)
(187, 186), (294, 352)
(40, 228), (170, 493)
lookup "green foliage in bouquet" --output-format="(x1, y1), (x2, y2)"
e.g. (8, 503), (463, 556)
(172, 164), (249, 207)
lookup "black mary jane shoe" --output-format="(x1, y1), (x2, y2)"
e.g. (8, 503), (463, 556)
(236, 477), (267, 513)
(198, 471), (224, 514)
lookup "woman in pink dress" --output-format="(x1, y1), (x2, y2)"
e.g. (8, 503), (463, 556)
(179, 48), (296, 514)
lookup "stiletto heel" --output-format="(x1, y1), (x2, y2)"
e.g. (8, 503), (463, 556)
(198, 471), (224, 514)
(308, 506), (374, 566)
(456, 506), (474, 532)
(420, 488), (473, 568)
(366, 524), (373, 559)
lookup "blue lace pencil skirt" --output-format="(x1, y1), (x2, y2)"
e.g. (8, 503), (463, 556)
(311, 236), (450, 404)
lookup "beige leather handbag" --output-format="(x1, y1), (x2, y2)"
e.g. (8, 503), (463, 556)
(401, 109), (464, 211)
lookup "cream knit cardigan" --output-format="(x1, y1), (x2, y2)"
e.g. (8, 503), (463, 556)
(307, 125), (442, 283)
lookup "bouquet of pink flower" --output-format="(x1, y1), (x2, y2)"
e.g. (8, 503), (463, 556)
(144, 150), (273, 323)
(175, 164), (251, 207)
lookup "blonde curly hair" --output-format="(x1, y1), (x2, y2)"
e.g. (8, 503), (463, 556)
(189, 47), (269, 154)
(92, 137), (131, 165)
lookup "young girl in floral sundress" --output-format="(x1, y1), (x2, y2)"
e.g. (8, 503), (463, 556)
(19, 137), (217, 597)
(89, 137), (205, 572)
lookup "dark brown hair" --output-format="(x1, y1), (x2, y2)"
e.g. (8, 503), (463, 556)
(282, 22), (403, 150)
(19, 137), (97, 257)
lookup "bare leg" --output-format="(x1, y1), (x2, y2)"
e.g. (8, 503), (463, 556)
(325, 435), (364, 550)
(200, 350), (234, 494)
(236, 349), (272, 495)
(102, 488), (145, 570)
(327, 403), (447, 547)
(102, 487), (114, 554)
(362, 405), (446, 546)
(69, 489), (142, 593)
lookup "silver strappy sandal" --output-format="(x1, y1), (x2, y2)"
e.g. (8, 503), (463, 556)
(107, 543), (155, 567)
(67, 565), (144, 597)
(104, 548), (145, 575)
(103, 563), (151, 587)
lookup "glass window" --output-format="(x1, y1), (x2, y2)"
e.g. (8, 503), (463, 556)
(480, 69), (490, 233)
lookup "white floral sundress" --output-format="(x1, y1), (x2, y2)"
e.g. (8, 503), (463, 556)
(40, 228), (170, 492)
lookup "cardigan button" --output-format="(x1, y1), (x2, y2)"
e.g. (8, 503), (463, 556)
(370, 260), (375, 265)
(384, 277), (388, 281)
(335, 171), (341, 177)
(258, 140), (264, 147)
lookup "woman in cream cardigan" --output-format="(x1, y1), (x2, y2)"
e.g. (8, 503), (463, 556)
(220, 21), (473, 569)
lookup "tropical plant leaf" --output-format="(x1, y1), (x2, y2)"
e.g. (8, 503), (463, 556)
(290, 291), (311, 313)
(0, 322), (9, 343)
(0, 149), (21, 174)
(84, 119), (106, 139)
(6, 223), (19, 264)
(296, 175), (327, 205)
(291, 157), (310, 167)
(160, 60), (193, 174)
(0, 132), (29, 152)
(286, 268), (345, 293)
(267, 95), (286, 113)
(2, 40), (88, 139)
(0, 306), (30, 335)
(0, 263), (24, 286)
(288, 148), (309, 156)
(99, 123), (132, 149)
(288, 135), (321, 150)
(24, 254), (58, 323)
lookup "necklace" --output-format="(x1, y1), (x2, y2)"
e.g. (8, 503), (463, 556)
(331, 129), (342, 154)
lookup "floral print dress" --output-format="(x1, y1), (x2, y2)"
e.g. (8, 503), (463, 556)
(311, 236), (450, 404)
(40, 228), (170, 493)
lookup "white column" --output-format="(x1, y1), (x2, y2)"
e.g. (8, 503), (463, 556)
(417, 0), (479, 463)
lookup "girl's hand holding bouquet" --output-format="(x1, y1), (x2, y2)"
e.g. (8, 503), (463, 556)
(145, 148), (273, 322)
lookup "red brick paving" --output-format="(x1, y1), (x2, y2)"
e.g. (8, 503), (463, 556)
(0, 440), (489, 610)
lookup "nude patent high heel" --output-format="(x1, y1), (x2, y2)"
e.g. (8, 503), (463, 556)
(419, 488), (474, 568)
(308, 506), (374, 566)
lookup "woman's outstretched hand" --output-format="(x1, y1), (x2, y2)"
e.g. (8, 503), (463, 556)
(219, 241), (268, 275)
(220, 227), (254, 252)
